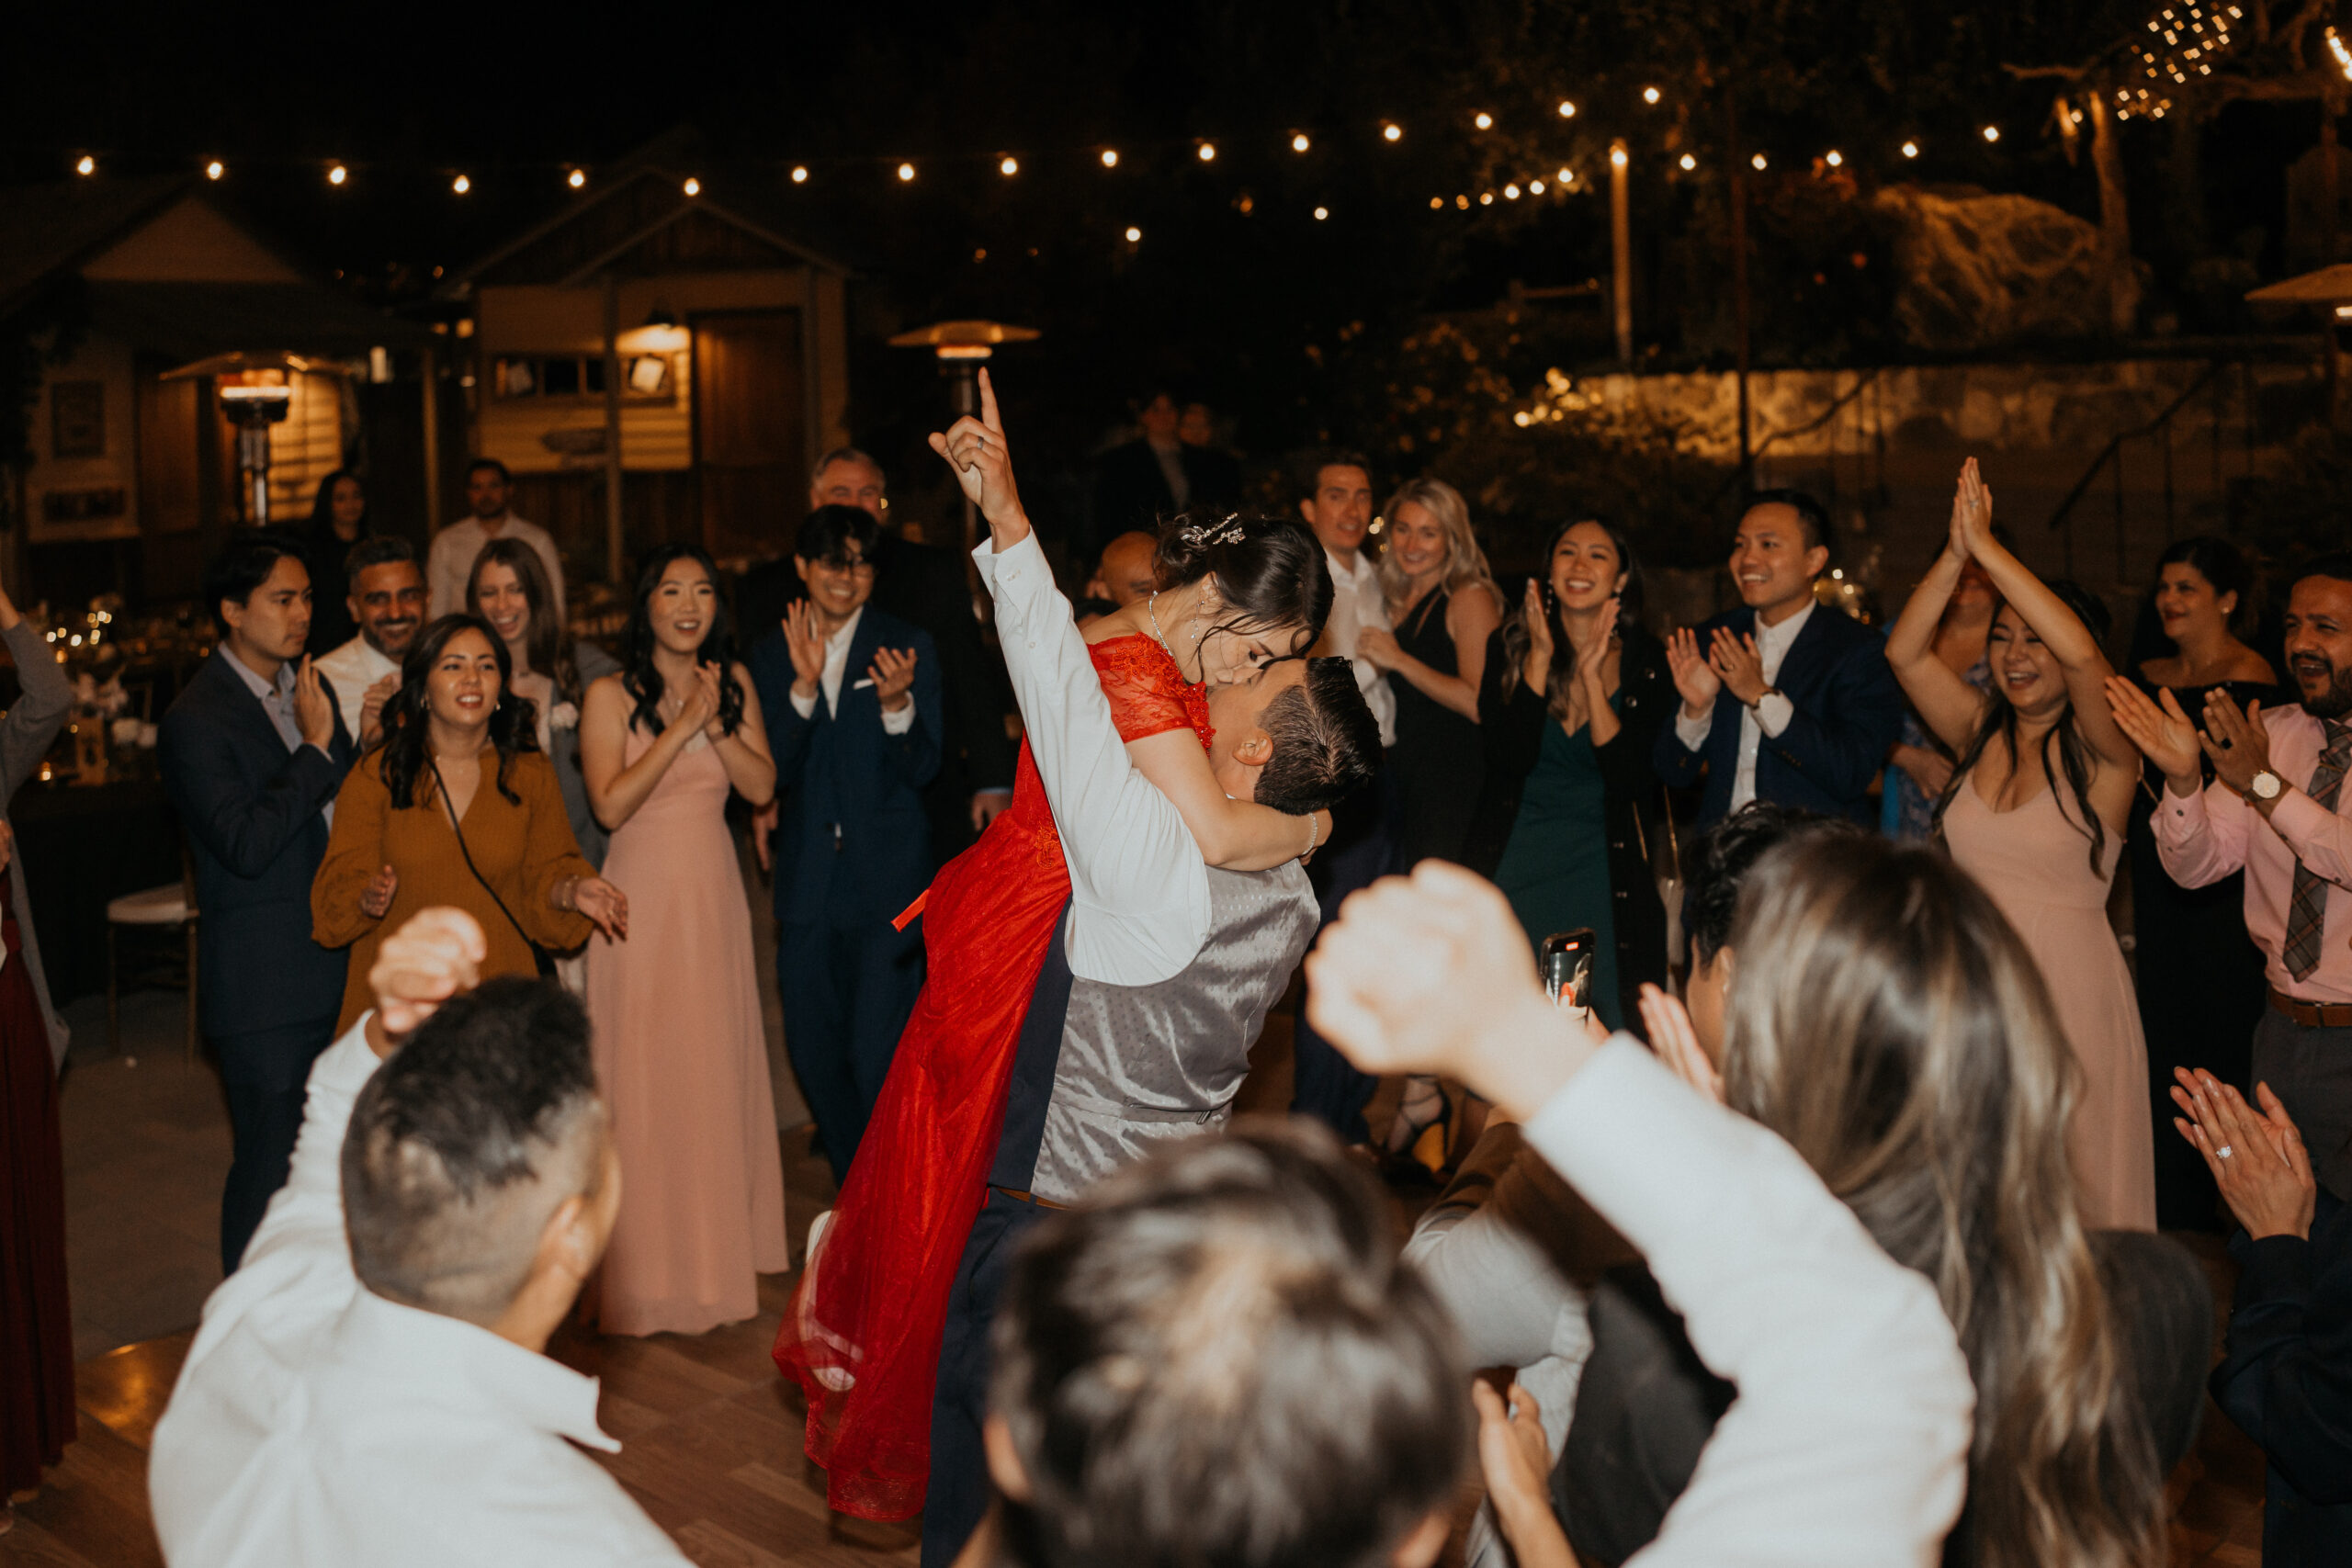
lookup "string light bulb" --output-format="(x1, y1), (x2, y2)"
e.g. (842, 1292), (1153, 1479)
(789, 166), (807, 184)
(1529, 178), (1545, 193)
(1679, 153), (1696, 171)
(74, 155), (95, 176)
(205, 160), (224, 181)
(569, 167), (587, 188)
(1751, 152), (1768, 171)
(1198, 142), (1217, 162)
(897, 163), (915, 181)
(1430, 196), (1443, 209)
(1557, 165), (1573, 183)
(1314, 206), (1329, 220)
(1610, 146), (1628, 168)
(1901, 140), (1920, 158)
(1124, 225), (1141, 242)
(1382, 122), (1403, 142)
(1480, 191), (1495, 205)
(1825, 150), (1844, 167)
(1000, 156), (1019, 175)
(1504, 183), (1521, 198)
(1474, 112), (1493, 130)
(1292, 133), (1310, 152)
(1101, 149), (1119, 167)
(328, 164), (348, 186)
(1643, 86), (1661, 104)
(1982, 125), (2000, 142)
(682, 176), (701, 197)
(1558, 100), (1577, 118)
(452, 174), (471, 194)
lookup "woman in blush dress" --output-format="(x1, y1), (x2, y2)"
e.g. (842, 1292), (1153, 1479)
(469, 537), (622, 869)
(581, 546), (784, 1337)
(1887, 458), (2154, 1230)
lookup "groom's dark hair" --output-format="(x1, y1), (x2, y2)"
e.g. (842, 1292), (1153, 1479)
(1256, 657), (1380, 815)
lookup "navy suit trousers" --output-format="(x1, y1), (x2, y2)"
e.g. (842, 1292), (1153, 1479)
(776, 908), (925, 1185)
(1289, 768), (1401, 1144)
(214, 1015), (338, 1271)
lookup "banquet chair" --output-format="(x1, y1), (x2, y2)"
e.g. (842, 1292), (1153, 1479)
(106, 852), (198, 1062)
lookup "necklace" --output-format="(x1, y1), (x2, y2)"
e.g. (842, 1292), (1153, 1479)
(1146, 592), (1185, 671)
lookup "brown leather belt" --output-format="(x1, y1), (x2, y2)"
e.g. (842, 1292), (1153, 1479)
(989, 1185), (1069, 1211)
(2269, 987), (2352, 1029)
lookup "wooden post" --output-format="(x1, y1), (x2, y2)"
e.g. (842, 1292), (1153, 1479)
(1611, 141), (1634, 367)
(419, 347), (441, 536)
(602, 275), (626, 586)
(2087, 94), (2137, 336)
(1726, 92), (1753, 486)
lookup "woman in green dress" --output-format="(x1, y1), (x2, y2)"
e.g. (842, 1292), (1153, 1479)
(1463, 517), (1671, 1029)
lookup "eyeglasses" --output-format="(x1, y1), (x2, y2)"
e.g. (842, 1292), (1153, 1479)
(814, 558), (877, 578)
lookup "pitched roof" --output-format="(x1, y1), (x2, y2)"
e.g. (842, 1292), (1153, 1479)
(447, 161), (854, 292)
(87, 281), (432, 358)
(0, 175), (194, 314)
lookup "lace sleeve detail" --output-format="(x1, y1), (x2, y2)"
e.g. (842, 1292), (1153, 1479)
(1090, 635), (1215, 751)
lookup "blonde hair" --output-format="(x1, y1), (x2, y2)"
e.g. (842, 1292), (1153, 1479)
(1375, 478), (1498, 618)
(1723, 840), (2161, 1568)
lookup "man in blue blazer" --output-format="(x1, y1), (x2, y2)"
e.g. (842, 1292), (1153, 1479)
(159, 534), (355, 1270)
(1654, 491), (1903, 827)
(750, 505), (944, 1183)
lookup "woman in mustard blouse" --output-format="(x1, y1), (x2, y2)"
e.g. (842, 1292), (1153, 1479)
(313, 615), (628, 1031)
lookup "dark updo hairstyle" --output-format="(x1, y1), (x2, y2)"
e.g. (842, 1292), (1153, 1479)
(1149, 511), (1333, 669)
(1500, 514), (1647, 725)
(2152, 536), (2256, 637)
(619, 545), (746, 739)
(377, 615), (539, 809)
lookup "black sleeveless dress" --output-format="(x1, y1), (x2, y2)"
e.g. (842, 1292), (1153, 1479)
(1388, 586), (1485, 868)
(2127, 672), (2280, 1231)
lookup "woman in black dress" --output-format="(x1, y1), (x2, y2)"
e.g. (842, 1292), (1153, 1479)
(1355, 478), (1501, 1171)
(0, 568), (77, 1532)
(302, 469), (373, 657)
(2127, 536), (2278, 1231)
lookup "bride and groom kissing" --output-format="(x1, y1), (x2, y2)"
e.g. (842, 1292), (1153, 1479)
(774, 369), (1382, 1563)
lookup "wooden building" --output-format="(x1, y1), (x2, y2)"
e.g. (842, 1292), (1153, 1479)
(0, 177), (429, 605)
(440, 155), (854, 583)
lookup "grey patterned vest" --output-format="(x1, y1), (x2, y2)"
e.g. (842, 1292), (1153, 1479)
(1026, 863), (1317, 1202)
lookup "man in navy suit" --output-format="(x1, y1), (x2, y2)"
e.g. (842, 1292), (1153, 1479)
(159, 534), (355, 1270)
(1654, 491), (1903, 827)
(750, 505), (944, 1183)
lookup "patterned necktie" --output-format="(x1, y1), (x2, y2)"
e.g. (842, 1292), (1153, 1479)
(2283, 718), (2352, 981)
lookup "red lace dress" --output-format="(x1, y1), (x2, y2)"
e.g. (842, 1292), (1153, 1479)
(774, 633), (1213, 1520)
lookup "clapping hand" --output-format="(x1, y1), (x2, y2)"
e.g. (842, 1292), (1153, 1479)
(358, 673), (396, 750)
(1305, 861), (1596, 1121)
(366, 907), (486, 1049)
(1569, 595), (1619, 672)
(868, 647), (918, 714)
(359, 863), (399, 919)
(782, 602), (827, 699)
(926, 368), (1024, 533)
(2105, 678), (2203, 791)
(1521, 581), (1555, 687)
(2199, 688), (2275, 800)
(1354, 626), (1403, 672)
(1948, 457), (1994, 560)
(1638, 983), (1723, 1105)
(1665, 627), (1721, 717)
(692, 661), (728, 739)
(2172, 1069), (2316, 1240)
(1706, 627), (1770, 706)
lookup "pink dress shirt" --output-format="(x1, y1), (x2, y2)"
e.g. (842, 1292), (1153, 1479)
(2153, 702), (2352, 1004)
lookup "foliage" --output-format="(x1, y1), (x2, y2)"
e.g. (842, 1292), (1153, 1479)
(1349, 314), (1736, 572)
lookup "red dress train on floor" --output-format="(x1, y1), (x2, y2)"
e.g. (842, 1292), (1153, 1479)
(774, 634), (1212, 1520)
(1, 876), (75, 1495)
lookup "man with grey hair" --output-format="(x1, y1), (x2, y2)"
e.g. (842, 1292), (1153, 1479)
(739, 445), (1016, 863)
(149, 908), (688, 1568)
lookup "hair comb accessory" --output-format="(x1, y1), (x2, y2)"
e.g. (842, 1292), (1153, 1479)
(1179, 515), (1247, 549)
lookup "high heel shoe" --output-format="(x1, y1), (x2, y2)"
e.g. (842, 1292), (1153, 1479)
(1377, 1077), (1453, 1189)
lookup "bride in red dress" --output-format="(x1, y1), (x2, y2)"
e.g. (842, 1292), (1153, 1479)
(775, 372), (1334, 1518)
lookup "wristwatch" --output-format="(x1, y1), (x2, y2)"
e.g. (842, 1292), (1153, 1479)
(2249, 769), (2283, 801)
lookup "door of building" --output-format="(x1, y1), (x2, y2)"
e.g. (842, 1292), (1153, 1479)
(692, 310), (805, 562)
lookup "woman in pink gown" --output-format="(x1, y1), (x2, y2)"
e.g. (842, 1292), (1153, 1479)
(1888, 460), (2155, 1230)
(582, 546), (789, 1335)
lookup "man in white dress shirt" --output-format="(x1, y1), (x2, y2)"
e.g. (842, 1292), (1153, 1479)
(314, 536), (426, 748)
(149, 908), (690, 1568)
(1287, 448), (1403, 1144)
(901, 383), (1379, 1565)
(427, 458), (566, 621)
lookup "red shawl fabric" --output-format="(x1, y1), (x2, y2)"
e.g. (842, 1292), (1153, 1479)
(774, 634), (1213, 1520)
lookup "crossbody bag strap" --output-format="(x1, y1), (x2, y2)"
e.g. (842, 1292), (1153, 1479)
(428, 755), (545, 960)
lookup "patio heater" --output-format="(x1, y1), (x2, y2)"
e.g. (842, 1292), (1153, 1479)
(2246, 263), (2352, 425)
(162, 352), (327, 525)
(887, 320), (1040, 579)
